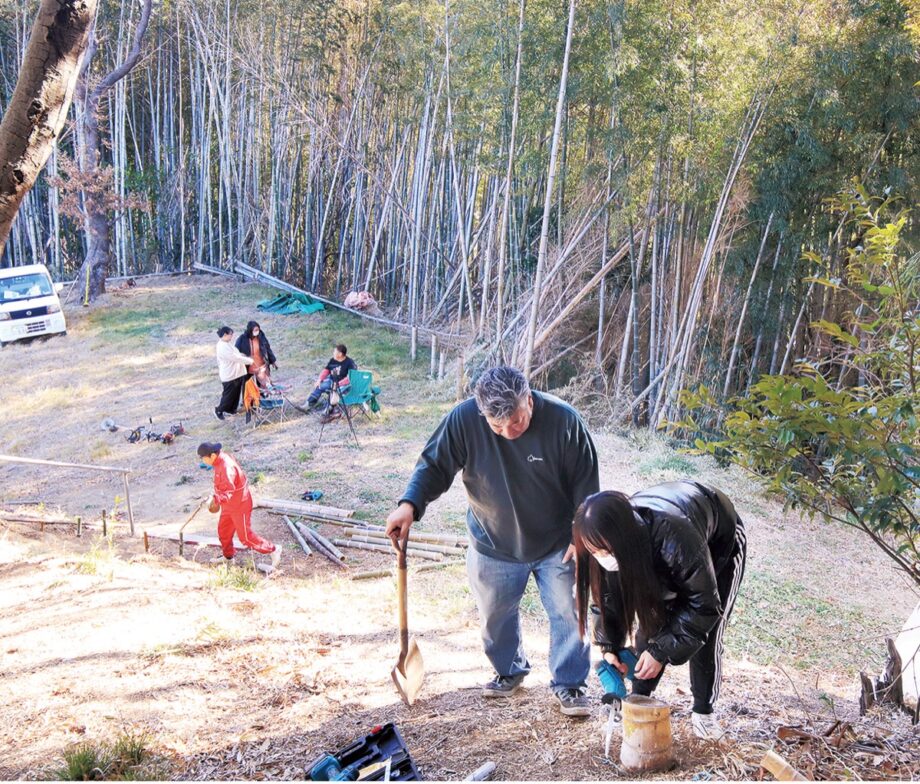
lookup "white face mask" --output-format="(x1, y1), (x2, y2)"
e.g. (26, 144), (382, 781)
(592, 551), (619, 572)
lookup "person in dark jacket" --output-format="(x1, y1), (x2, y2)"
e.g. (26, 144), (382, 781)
(235, 320), (277, 388)
(573, 481), (747, 739)
(386, 366), (598, 717)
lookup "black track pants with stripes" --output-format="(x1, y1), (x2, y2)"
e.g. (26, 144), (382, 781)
(632, 518), (748, 714)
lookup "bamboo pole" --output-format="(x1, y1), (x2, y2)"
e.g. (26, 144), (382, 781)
(306, 527), (345, 560)
(342, 527), (466, 546)
(266, 511), (383, 531)
(522, 0), (576, 378)
(254, 496), (355, 518)
(333, 538), (443, 561)
(351, 559), (465, 581)
(346, 534), (461, 556)
(283, 515), (312, 556)
(294, 521), (347, 568)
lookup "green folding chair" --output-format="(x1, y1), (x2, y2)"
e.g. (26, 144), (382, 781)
(340, 369), (381, 421)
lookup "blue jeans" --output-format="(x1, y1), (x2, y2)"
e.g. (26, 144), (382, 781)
(307, 378), (349, 408)
(466, 545), (590, 692)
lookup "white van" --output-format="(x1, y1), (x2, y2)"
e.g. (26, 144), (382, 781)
(0, 263), (67, 346)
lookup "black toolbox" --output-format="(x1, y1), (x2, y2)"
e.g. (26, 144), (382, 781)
(309, 722), (422, 781)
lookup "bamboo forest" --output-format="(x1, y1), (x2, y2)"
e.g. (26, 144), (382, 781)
(1, 0), (916, 417)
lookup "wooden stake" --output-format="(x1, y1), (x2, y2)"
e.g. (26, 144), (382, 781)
(102, 509), (107, 537)
(77, 516), (82, 537)
(143, 530), (149, 553)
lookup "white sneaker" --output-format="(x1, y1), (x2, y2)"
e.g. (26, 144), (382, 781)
(270, 547), (281, 569)
(691, 711), (724, 740)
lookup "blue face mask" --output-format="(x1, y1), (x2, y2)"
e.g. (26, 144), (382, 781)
(199, 462), (213, 471)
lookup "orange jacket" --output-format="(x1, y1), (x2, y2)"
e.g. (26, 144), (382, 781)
(243, 376), (261, 411)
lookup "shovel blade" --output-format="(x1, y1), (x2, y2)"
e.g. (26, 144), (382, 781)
(391, 636), (424, 705)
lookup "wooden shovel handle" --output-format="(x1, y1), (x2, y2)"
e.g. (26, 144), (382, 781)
(390, 531), (409, 569)
(392, 534), (409, 655)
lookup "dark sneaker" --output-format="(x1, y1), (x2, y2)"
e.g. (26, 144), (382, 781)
(554, 687), (591, 717)
(213, 407), (225, 421)
(481, 673), (525, 698)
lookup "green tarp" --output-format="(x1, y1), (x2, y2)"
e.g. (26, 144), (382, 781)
(257, 292), (325, 315)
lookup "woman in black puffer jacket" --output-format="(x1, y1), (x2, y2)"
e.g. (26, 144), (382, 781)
(235, 320), (277, 388)
(573, 480), (747, 740)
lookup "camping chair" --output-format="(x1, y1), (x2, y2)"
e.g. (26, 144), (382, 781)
(340, 369), (381, 421)
(244, 377), (288, 427)
(316, 370), (381, 447)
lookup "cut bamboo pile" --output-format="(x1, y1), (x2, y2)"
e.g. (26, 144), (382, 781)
(346, 533), (460, 556)
(351, 559), (466, 580)
(293, 519), (347, 570)
(333, 524), (470, 565)
(282, 516), (312, 556)
(262, 497), (470, 573)
(332, 538), (443, 561)
(341, 526), (467, 547)
(254, 496), (355, 520)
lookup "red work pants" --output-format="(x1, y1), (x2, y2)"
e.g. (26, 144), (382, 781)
(217, 502), (275, 558)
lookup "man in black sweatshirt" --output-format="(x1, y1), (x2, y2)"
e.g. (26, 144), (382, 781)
(386, 366), (599, 716)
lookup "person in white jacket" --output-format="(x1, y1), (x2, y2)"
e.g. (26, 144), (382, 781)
(214, 326), (252, 420)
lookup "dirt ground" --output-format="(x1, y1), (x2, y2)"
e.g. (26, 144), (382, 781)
(0, 275), (917, 781)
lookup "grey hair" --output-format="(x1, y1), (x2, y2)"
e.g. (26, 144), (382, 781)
(473, 366), (531, 421)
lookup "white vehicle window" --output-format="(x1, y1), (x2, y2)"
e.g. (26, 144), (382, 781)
(0, 273), (53, 301)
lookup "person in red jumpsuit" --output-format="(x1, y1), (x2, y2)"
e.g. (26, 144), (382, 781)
(197, 442), (279, 567)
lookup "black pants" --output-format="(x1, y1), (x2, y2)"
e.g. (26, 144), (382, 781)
(217, 375), (246, 414)
(632, 518), (748, 714)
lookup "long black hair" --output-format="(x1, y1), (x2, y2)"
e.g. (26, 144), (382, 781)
(244, 320), (262, 338)
(573, 491), (665, 641)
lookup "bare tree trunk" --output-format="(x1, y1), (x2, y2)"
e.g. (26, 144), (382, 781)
(74, 0), (153, 302)
(522, 0), (576, 378)
(0, 0), (98, 256)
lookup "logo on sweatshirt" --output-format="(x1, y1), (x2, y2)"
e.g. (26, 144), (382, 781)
(527, 454), (544, 463)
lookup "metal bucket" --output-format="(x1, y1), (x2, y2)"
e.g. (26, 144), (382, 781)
(620, 695), (674, 772)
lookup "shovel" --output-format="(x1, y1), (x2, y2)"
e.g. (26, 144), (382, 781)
(390, 534), (425, 705)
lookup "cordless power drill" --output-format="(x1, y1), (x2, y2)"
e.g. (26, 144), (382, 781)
(308, 754), (363, 781)
(596, 647), (638, 705)
(597, 647), (639, 756)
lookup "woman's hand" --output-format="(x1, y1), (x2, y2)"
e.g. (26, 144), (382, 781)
(634, 651), (663, 680)
(603, 651), (628, 675)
